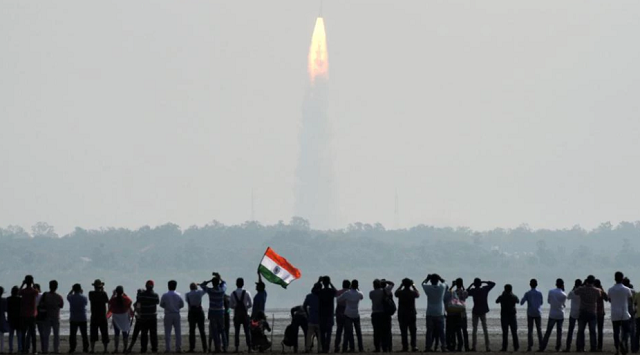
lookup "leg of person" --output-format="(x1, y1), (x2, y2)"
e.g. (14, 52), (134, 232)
(510, 315), (520, 352)
(149, 319), (158, 353)
(556, 319), (564, 352)
(597, 315), (604, 351)
(399, 316), (409, 352)
(334, 316), (344, 353)
(342, 318), (353, 353)
(540, 318), (553, 351)
(140, 320), (149, 354)
(52, 319), (60, 354)
(410, 316), (418, 352)
(122, 332), (130, 354)
(100, 320), (110, 353)
(80, 322), (89, 353)
(577, 315), (587, 352)
(126, 321), (141, 354)
(527, 316), (534, 351)
(381, 315), (391, 352)
(90, 320), (98, 353)
(41, 319), (51, 354)
(566, 317), (576, 352)
(437, 316), (446, 352)
(372, 313), (381, 352)
(8, 326), (14, 353)
(471, 314), (479, 351)
(480, 314), (490, 351)
(535, 317), (542, 350)
(446, 316), (455, 351)
(614, 321), (621, 353)
(622, 319), (631, 355)
(164, 315), (173, 352)
(500, 316), (509, 351)
(426, 316), (434, 351)
(354, 317), (363, 353)
(197, 314), (207, 352)
(188, 314), (196, 352)
(588, 315), (597, 352)
(175, 315), (183, 352)
(70, 321), (79, 353)
(114, 324), (121, 353)
(305, 324), (314, 353)
(461, 315), (470, 352)
(210, 317), (221, 353)
(242, 319), (252, 350)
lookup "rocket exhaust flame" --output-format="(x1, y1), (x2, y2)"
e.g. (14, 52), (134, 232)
(308, 17), (328, 83)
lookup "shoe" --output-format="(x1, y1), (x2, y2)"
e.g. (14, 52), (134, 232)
(412, 349), (420, 353)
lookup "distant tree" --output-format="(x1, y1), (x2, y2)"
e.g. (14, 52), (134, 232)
(31, 222), (57, 238)
(290, 216), (310, 231)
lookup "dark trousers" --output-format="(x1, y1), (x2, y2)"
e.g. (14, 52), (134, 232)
(565, 317), (578, 351)
(613, 320), (631, 352)
(21, 317), (37, 354)
(209, 313), (227, 351)
(188, 309), (207, 352)
(634, 318), (640, 353)
(334, 314), (345, 352)
(90, 318), (109, 345)
(233, 317), (251, 349)
(577, 312), (597, 352)
(426, 316), (446, 351)
(631, 318), (638, 353)
(319, 318), (333, 353)
(461, 315), (470, 351)
(500, 314), (519, 351)
(541, 318), (563, 351)
(527, 316), (542, 350)
(398, 314), (417, 351)
(371, 312), (385, 352)
(343, 316), (363, 353)
(597, 314), (605, 351)
(139, 318), (158, 353)
(127, 319), (142, 352)
(446, 313), (463, 351)
(291, 315), (308, 352)
(69, 321), (89, 352)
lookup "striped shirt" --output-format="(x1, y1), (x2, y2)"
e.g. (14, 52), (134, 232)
(136, 290), (160, 319)
(201, 281), (227, 314)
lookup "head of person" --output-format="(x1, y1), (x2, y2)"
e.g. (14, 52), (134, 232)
(381, 279), (388, 289)
(72, 283), (82, 294)
(168, 280), (177, 291)
(342, 279), (351, 289)
(49, 280), (58, 292)
(351, 279), (359, 290)
(594, 279), (602, 288)
(92, 279), (104, 291)
(256, 281), (265, 292)
(137, 288), (144, 295)
(212, 276), (220, 287)
(11, 286), (19, 296)
(585, 275), (596, 286)
(473, 278), (482, 287)
(623, 277), (633, 288)
(190, 282), (197, 291)
(373, 279), (381, 290)
(529, 279), (537, 289)
(455, 278), (464, 289)
(615, 271), (624, 284)
(574, 279), (583, 289)
(0, 286), (4, 297)
(115, 285), (124, 296)
(430, 274), (441, 285)
(24, 275), (34, 286)
(322, 276), (331, 287)
(236, 278), (244, 289)
(504, 284), (512, 294)
(145, 280), (154, 291)
(312, 282), (322, 293)
(34, 284), (41, 292)
(556, 278), (564, 290)
(402, 278), (413, 288)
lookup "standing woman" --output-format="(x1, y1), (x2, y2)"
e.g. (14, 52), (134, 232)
(109, 286), (133, 354)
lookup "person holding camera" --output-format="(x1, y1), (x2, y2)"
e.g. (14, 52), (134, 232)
(185, 282), (207, 353)
(313, 276), (337, 353)
(422, 274), (447, 352)
(395, 278), (420, 352)
(19, 275), (39, 354)
(136, 280), (160, 354)
(67, 283), (89, 354)
(336, 279), (364, 353)
(89, 279), (110, 354)
(370, 278), (395, 352)
(201, 272), (228, 353)
(333, 280), (351, 353)
(467, 278), (496, 352)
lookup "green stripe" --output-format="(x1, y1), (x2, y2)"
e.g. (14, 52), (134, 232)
(259, 264), (290, 289)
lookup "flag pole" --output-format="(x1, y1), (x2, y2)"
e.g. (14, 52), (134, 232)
(257, 247), (270, 274)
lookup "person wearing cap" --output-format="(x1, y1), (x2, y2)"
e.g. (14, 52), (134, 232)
(68, 283), (89, 353)
(201, 272), (228, 353)
(137, 280), (160, 354)
(185, 282), (207, 353)
(160, 280), (184, 353)
(89, 279), (110, 353)
(252, 273), (267, 319)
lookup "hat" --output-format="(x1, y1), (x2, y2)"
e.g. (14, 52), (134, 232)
(92, 279), (104, 287)
(146, 280), (154, 287)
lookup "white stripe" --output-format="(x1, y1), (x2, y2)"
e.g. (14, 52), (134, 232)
(260, 255), (296, 284)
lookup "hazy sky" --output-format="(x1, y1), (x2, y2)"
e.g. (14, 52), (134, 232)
(2, 1), (640, 235)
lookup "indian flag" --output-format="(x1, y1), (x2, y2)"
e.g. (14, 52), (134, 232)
(258, 247), (302, 288)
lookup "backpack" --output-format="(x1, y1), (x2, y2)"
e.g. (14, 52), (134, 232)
(282, 324), (297, 347)
(383, 292), (397, 316)
(233, 290), (248, 321)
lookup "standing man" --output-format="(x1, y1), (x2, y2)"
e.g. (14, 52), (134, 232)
(40, 280), (64, 354)
(541, 279), (567, 352)
(564, 279), (582, 352)
(467, 278), (496, 352)
(201, 273), (227, 353)
(304, 283), (321, 353)
(495, 284), (520, 352)
(337, 280), (364, 353)
(594, 279), (609, 351)
(452, 278), (470, 352)
(334, 280), (351, 353)
(186, 282), (207, 353)
(19, 275), (39, 355)
(395, 278), (420, 352)
(422, 274), (447, 352)
(137, 280), (160, 354)
(369, 279), (394, 352)
(315, 276), (337, 353)
(252, 274), (267, 318)
(520, 279), (543, 352)
(160, 280), (184, 353)
(608, 272), (633, 355)
(229, 278), (252, 353)
(68, 284), (89, 354)
(633, 283), (640, 354)
(574, 275), (602, 352)
(89, 279), (110, 354)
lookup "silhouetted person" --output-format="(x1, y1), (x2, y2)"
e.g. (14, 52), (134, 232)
(125, 289), (144, 354)
(185, 282), (207, 353)
(250, 311), (271, 352)
(467, 277), (496, 352)
(0, 286), (7, 353)
(40, 280), (64, 354)
(608, 271), (633, 355)
(381, 279), (395, 352)
(252, 273), (267, 318)
(422, 274), (447, 352)
(67, 283), (89, 354)
(201, 273), (227, 353)
(109, 286), (133, 354)
(520, 278), (543, 351)
(395, 278), (420, 352)
(7, 286), (23, 353)
(304, 282), (321, 353)
(452, 278), (470, 352)
(160, 280), (184, 353)
(137, 280), (159, 353)
(564, 279), (582, 352)
(496, 284), (520, 352)
(370, 278), (394, 352)
(629, 278), (640, 354)
(575, 275), (602, 352)
(540, 279), (567, 352)
(290, 305), (308, 353)
(19, 275), (39, 354)
(622, 278), (638, 353)
(224, 295), (231, 349)
(314, 276), (336, 354)
(334, 280), (350, 353)
(337, 280), (364, 353)
(230, 277), (253, 352)
(89, 279), (110, 353)
(594, 279), (609, 351)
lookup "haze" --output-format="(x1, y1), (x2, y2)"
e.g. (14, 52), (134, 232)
(2, 0), (640, 235)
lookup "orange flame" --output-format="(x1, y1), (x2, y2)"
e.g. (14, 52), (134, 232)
(308, 17), (328, 83)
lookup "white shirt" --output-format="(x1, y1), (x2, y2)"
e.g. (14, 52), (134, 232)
(229, 288), (252, 310)
(567, 290), (581, 319)
(547, 288), (567, 320)
(337, 289), (364, 318)
(185, 289), (205, 308)
(160, 290), (185, 315)
(608, 283), (633, 321)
